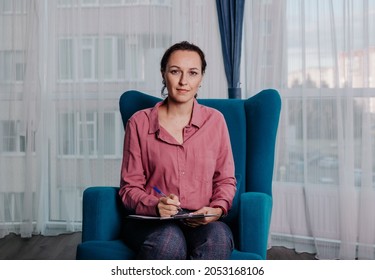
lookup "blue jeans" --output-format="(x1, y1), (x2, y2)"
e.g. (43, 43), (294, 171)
(122, 219), (234, 260)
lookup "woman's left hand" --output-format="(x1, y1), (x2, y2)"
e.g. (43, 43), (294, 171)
(184, 206), (223, 227)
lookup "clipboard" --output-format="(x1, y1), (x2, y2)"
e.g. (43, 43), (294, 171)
(126, 213), (219, 220)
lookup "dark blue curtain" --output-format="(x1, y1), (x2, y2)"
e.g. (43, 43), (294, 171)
(216, 0), (245, 99)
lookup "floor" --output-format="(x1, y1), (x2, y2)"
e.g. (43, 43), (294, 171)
(0, 232), (316, 260)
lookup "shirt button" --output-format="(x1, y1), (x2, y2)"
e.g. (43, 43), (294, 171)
(181, 171), (185, 175)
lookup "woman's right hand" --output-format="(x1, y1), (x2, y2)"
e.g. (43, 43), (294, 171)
(157, 194), (181, 217)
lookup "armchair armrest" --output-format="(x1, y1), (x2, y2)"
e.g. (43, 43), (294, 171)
(239, 191), (272, 259)
(81, 186), (123, 242)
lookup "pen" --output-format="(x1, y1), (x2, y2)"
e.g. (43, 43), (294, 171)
(152, 186), (167, 197)
(153, 186), (182, 211)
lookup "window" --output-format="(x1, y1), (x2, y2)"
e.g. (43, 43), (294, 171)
(1, 120), (18, 152)
(0, 51), (25, 83)
(58, 39), (74, 81)
(103, 112), (124, 156)
(117, 36), (145, 81)
(58, 112), (97, 156)
(1, 120), (34, 153)
(58, 111), (123, 157)
(78, 112), (97, 156)
(103, 112), (116, 155)
(81, 38), (97, 80)
(103, 38), (115, 80)
(58, 112), (76, 155)
(80, 37), (118, 81)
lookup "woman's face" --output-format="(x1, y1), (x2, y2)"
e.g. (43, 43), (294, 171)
(162, 50), (203, 104)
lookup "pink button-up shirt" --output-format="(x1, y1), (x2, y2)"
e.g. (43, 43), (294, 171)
(119, 99), (236, 216)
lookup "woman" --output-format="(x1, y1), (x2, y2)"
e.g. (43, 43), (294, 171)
(119, 41), (236, 259)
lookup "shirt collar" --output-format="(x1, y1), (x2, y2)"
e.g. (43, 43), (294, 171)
(190, 99), (204, 128)
(148, 99), (204, 134)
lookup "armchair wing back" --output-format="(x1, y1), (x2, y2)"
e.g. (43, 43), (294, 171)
(76, 89), (281, 260)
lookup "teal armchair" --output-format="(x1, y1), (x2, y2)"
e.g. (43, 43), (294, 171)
(76, 89), (281, 260)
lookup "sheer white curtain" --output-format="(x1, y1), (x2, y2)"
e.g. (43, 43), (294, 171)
(244, 0), (375, 259)
(0, 0), (226, 238)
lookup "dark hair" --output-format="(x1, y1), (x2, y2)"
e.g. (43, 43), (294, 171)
(160, 41), (207, 74)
